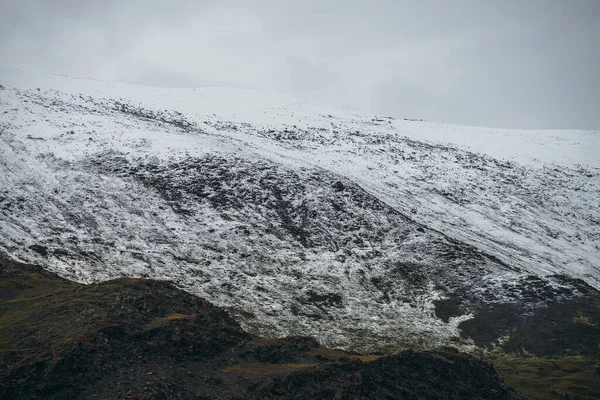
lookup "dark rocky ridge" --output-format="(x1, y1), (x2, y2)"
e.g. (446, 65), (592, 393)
(0, 256), (526, 399)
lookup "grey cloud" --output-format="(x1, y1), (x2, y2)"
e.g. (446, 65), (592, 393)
(1, 0), (599, 129)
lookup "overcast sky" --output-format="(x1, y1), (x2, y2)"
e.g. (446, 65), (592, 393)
(1, 0), (599, 129)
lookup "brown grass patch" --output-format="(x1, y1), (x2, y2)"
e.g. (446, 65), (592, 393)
(223, 363), (317, 376)
(493, 355), (600, 400)
(148, 313), (194, 328)
(7, 287), (77, 303)
(247, 337), (290, 346)
(352, 354), (383, 362)
(307, 347), (346, 360)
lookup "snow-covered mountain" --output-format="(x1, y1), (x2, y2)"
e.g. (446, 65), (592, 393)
(1, 69), (598, 352)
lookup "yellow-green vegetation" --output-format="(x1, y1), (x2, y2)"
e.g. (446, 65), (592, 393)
(492, 355), (600, 400)
(573, 316), (596, 327)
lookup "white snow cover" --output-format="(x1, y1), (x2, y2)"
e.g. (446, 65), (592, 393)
(0, 69), (598, 351)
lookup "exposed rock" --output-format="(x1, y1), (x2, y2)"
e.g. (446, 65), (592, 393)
(0, 256), (526, 400)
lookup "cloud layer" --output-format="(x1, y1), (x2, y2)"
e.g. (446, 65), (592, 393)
(1, 0), (599, 129)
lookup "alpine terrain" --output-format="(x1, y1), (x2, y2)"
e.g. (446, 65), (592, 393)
(0, 69), (599, 398)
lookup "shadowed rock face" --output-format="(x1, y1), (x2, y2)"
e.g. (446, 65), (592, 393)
(434, 273), (600, 357)
(259, 352), (525, 400)
(0, 257), (526, 400)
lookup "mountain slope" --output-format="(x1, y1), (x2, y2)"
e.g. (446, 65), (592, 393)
(0, 257), (528, 400)
(0, 69), (599, 352)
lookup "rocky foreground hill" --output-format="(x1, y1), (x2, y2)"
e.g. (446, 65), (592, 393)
(0, 256), (529, 400)
(2, 256), (599, 399)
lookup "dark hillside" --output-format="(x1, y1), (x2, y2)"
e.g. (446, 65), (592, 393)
(0, 256), (525, 400)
